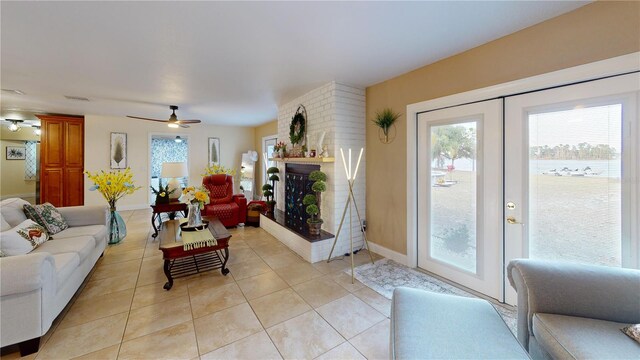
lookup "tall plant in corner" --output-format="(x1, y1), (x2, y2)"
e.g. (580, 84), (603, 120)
(262, 166), (280, 214)
(303, 170), (327, 235)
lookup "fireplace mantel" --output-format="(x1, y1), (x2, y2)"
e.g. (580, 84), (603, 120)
(270, 157), (335, 164)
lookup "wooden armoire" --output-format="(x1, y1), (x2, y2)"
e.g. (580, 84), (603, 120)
(36, 115), (84, 206)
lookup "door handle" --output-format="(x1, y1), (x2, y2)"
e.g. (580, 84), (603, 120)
(506, 216), (524, 226)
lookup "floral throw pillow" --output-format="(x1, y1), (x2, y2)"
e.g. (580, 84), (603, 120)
(0, 219), (49, 256)
(23, 203), (68, 235)
(622, 324), (640, 344)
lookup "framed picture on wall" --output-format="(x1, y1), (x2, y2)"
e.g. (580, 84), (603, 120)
(110, 132), (127, 169)
(6, 146), (26, 160)
(208, 137), (220, 166)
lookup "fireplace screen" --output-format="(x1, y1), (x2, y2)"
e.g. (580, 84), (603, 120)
(285, 163), (320, 233)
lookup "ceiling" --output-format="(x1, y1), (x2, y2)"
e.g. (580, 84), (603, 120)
(1, 1), (589, 126)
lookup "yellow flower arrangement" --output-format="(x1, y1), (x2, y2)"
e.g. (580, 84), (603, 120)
(85, 168), (141, 210)
(202, 164), (236, 176)
(179, 186), (210, 209)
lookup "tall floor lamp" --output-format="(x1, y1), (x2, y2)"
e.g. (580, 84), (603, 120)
(327, 148), (375, 283)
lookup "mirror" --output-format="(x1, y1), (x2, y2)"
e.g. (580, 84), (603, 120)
(240, 151), (258, 200)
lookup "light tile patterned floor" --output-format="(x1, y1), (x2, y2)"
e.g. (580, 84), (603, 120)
(3, 209), (390, 360)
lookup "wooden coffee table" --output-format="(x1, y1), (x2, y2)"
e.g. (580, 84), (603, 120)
(158, 216), (231, 290)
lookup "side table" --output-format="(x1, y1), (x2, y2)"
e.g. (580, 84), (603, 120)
(150, 201), (188, 238)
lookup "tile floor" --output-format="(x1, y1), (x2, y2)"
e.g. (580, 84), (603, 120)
(3, 209), (390, 360)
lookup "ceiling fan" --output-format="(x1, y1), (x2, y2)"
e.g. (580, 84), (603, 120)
(127, 105), (201, 128)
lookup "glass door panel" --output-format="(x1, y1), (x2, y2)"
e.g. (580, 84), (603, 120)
(418, 99), (502, 300)
(504, 73), (639, 304)
(528, 105), (622, 266)
(430, 121), (478, 273)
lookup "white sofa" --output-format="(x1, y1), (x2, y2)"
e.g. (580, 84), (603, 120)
(0, 198), (108, 356)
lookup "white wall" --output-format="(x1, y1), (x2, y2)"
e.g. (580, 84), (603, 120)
(84, 115), (254, 209)
(277, 81), (366, 256)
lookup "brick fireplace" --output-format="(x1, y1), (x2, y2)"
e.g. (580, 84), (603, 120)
(260, 81), (366, 263)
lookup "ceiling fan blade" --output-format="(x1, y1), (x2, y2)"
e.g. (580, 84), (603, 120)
(179, 124), (190, 128)
(178, 120), (202, 124)
(127, 116), (167, 122)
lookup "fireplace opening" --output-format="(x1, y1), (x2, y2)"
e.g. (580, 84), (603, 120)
(285, 163), (321, 233)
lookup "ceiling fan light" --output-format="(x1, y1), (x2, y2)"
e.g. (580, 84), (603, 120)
(168, 123), (179, 128)
(7, 120), (22, 132)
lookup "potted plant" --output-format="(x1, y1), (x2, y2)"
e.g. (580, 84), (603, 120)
(373, 108), (401, 143)
(150, 179), (175, 204)
(274, 141), (287, 158)
(262, 166), (280, 214)
(304, 170), (327, 235)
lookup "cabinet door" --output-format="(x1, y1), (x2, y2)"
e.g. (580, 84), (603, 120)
(42, 119), (64, 168)
(64, 120), (84, 168)
(64, 168), (84, 206)
(41, 168), (64, 207)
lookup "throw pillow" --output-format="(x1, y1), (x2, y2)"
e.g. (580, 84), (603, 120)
(622, 324), (640, 344)
(23, 203), (69, 235)
(0, 219), (49, 256)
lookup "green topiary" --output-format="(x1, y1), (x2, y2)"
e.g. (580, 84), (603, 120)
(303, 194), (316, 206)
(267, 167), (279, 174)
(262, 184), (272, 192)
(309, 170), (326, 182)
(311, 180), (326, 193)
(306, 204), (319, 216)
(269, 174), (280, 182)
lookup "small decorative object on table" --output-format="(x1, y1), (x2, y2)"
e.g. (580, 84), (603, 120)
(179, 186), (210, 228)
(85, 168), (141, 244)
(304, 170), (327, 235)
(150, 179), (175, 204)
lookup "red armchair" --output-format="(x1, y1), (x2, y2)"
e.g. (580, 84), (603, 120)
(202, 174), (247, 227)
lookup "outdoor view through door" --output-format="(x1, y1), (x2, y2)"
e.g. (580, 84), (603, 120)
(528, 104), (622, 266)
(430, 121), (478, 273)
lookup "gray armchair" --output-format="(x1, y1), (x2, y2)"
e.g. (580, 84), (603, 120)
(508, 259), (640, 359)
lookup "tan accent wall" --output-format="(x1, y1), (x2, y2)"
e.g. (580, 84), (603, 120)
(253, 120), (278, 197)
(0, 127), (40, 199)
(365, 1), (640, 255)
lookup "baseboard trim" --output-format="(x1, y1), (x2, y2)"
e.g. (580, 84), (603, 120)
(366, 241), (409, 266)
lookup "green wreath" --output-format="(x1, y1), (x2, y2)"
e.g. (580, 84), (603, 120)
(289, 111), (306, 145)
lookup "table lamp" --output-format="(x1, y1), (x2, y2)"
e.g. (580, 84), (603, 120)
(161, 162), (188, 200)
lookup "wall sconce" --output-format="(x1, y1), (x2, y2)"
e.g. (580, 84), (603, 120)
(7, 119), (23, 132)
(174, 136), (183, 143)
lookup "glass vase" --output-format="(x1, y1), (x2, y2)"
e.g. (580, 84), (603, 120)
(186, 202), (203, 228)
(108, 208), (127, 244)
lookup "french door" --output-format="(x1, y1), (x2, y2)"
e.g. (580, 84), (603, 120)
(417, 73), (639, 302)
(417, 99), (503, 299)
(504, 73), (640, 304)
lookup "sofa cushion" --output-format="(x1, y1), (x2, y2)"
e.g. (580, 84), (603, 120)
(32, 236), (95, 261)
(533, 313), (640, 359)
(52, 225), (107, 245)
(391, 287), (529, 359)
(0, 219), (50, 256)
(1, 215), (10, 232)
(52, 252), (80, 286)
(0, 198), (29, 228)
(23, 203), (69, 235)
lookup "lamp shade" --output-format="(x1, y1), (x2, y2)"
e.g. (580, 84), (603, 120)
(161, 162), (188, 178)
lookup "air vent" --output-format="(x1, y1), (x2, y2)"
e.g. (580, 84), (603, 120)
(64, 95), (90, 101)
(2, 89), (25, 95)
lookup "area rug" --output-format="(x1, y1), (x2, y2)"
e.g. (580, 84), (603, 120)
(347, 258), (517, 334)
